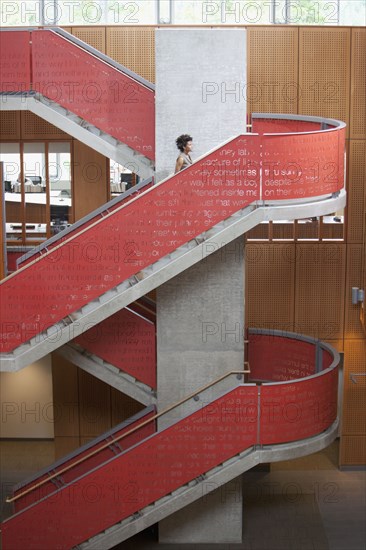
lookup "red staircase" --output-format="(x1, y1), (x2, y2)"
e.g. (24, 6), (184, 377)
(0, 117), (345, 362)
(0, 28), (155, 176)
(1, 331), (340, 550)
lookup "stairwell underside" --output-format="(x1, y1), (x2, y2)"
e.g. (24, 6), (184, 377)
(59, 343), (156, 406)
(0, 190), (346, 372)
(79, 419), (339, 549)
(0, 93), (155, 179)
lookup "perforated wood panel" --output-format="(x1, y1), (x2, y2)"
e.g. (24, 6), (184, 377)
(350, 28), (366, 140)
(294, 244), (346, 340)
(52, 352), (80, 438)
(344, 245), (365, 339)
(247, 27), (298, 115)
(347, 140), (366, 243)
(246, 222), (269, 240)
(299, 28), (350, 130)
(71, 27), (106, 53)
(340, 435), (366, 466)
(106, 27), (155, 83)
(111, 388), (144, 426)
(323, 340), (344, 353)
(21, 112), (68, 139)
(72, 140), (108, 221)
(54, 437), (81, 461)
(246, 243), (295, 331)
(341, 339), (366, 436)
(78, 370), (111, 438)
(0, 111), (21, 139)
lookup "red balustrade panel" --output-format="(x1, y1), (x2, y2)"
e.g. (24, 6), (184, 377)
(31, 31), (155, 160)
(252, 118), (321, 134)
(322, 347), (335, 371)
(1, 386), (258, 550)
(0, 31), (31, 91)
(17, 183), (153, 269)
(13, 408), (156, 513)
(248, 334), (316, 381)
(74, 307), (156, 388)
(261, 129), (344, 200)
(0, 135), (260, 353)
(259, 368), (338, 445)
(338, 126), (346, 187)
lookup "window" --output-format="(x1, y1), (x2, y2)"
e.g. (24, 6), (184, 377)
(1, 0), (157, 26)
(1, 1), (364, 27)
(1, 141), (72, 245)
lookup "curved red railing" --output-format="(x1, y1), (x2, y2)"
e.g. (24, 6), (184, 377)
(1, 331), (339, 550)
(0, 116), (345, 353)
(0, 29), (155, 160)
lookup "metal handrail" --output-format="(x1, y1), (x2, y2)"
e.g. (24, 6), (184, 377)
(248, 328), (340, 374)
(251, 112), (346, 134)
(6, 366), (250, 504)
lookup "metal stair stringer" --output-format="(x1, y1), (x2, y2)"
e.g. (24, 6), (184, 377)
(0, 93), (154, 179)
(0, 189), (346, 373)
(79, 419), (339, 550)
(59, 343), (156, 407)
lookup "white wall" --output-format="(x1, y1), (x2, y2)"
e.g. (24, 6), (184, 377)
(0, 356), (54, 438)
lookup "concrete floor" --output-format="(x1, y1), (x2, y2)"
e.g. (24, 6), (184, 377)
(0, 439), (365, 549)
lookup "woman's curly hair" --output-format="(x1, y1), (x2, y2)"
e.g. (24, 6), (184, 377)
(176, 134), (193, 152)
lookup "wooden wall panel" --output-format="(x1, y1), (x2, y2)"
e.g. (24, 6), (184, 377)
(111, 387), (145, 426)
(71, 27), (106, 53)
(246, 243), (295, 331)
(344, 245), (365, 339)
(106, 27), (155, 83)
(72, 140), (108, 221)
(299, 28), (350, 131)
(247, 27), (298, 115)
(340, 435), (366, 467)
(350, 28), (366, 140)
(347, 140), (366, 243)
(54, 437), (81, 460)
(52, 352), (80, 438)
(340, 339), (366, 466)
(78, 369), (111, 437)
(21, 111), (68, 140)
(294, 244), (346, 340)
(323, 340), (344, 353)
(0, 111), (21, 140)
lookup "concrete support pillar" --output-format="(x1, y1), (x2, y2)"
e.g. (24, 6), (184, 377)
(157, 238), (245, 543)
(155, 26), (247, 544)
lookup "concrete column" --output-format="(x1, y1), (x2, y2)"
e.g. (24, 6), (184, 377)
(157, 238), (245, 543)
(155, 26), (247, 544)
(155, 28), (247, 182)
